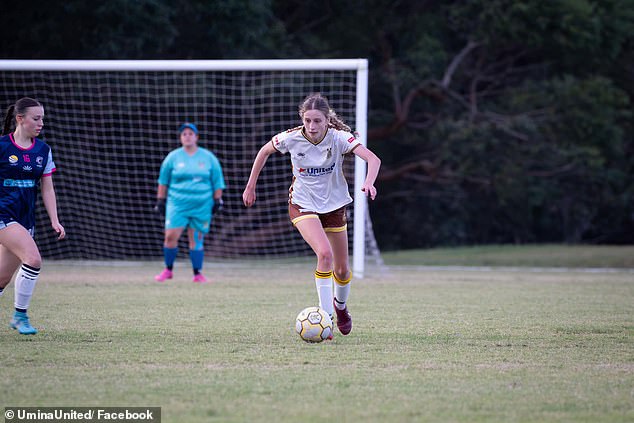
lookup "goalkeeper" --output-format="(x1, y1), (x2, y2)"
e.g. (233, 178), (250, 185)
(154, 123), (226, 283)
(242, 93), (380, 336)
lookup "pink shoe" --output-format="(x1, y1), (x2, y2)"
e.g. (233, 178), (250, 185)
(154, 269), (173, 282)
(192, 273), (208, 283)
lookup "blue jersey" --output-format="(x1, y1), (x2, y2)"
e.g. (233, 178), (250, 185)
(0, 134), (56, 229)
(158, 147), (226, 217)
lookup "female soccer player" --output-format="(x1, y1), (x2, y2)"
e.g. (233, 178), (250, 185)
(242, 93), (381, 336)
(154, 123), (226, 283)
(0, 97), (66, 334)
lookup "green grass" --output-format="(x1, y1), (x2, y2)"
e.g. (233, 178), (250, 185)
(1, 254), (633, 422)
(381, 244), (634, 268)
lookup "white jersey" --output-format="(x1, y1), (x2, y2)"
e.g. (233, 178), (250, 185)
(272, 126), (360, 213)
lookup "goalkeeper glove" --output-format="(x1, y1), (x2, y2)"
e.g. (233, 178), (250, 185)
(212, 198), (223, 214)
(154, 198), (166, 216)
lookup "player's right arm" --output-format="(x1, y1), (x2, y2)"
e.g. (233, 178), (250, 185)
(155, 155), (172, 215)
(242, 140), (277, 207)
(154, 184), (168, 216)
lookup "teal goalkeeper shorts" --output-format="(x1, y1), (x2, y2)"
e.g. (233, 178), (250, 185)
(165, 205), (211, 233)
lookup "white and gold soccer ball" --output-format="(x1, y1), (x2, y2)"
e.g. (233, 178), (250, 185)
(295, 306), (333, 343)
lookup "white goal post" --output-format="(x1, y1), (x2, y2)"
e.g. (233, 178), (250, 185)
(0, 59), (376, 278)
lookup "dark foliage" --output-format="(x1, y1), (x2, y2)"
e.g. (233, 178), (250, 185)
(3, 0), (632, 248)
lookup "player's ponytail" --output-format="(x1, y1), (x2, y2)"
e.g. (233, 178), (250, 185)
(327, 110), (351, 133)
(2, 104), (15, 136)
(2, 97), (42, 136)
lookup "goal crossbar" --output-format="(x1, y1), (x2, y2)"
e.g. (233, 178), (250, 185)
(0, 59), (367, 72)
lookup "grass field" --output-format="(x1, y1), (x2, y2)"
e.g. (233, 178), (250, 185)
(380, 244), (634, 268)
(1, 246), (633, 422)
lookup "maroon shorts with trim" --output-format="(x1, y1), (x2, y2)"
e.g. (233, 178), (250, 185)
(288, 203), (347, 232)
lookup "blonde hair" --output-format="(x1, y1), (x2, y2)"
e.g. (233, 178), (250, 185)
(298, 93), (351, 132)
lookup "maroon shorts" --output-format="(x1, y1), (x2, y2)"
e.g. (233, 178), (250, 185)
(288, 203), (347, 232)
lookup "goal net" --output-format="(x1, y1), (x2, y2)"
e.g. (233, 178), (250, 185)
(0, 59), (381, 276)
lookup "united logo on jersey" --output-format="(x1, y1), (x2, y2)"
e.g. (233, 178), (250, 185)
(297, 162), (336, 177)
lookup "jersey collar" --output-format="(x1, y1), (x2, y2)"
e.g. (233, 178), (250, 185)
(301, 126), (328, 145)
(9, 133), (35, 150)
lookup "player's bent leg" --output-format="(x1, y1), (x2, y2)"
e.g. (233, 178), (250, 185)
(0, 246), (20, 323)
(11, 263), (41, 334)
(327, 230), (353, 335)
(295, 217), (335, 317)
(333, 272), (353, 335)
(0, 226), (42, 335)
(315, 269), (334, 319)
(0, 224), (42, 269)
(295, 216), (334, 271)
(0, 244), (22, 289)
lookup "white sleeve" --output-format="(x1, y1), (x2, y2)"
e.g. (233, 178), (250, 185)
(272, 132), (288, 154)
(43, 149), (56, 176)
(339, 131), (360, 154)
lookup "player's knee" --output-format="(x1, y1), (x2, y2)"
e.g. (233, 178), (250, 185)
(334, 267), (350, 283)
(190, 230), (204, 251)
(23, 253), (42, 270)
(315, 247), (334, 269)
(164, 234), (180, 247)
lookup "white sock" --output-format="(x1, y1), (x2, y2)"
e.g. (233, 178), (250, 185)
(14, 264), (40, 310)
(314, 270), (334, 316)
(334, 272), (352, 310)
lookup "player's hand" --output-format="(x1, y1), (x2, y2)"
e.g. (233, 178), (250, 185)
(242, 187), (256, 207)
(212, 198), (224, 214)
(361, 184), (377, 200)
(154, 198), (166, 216)
(52, 222), (66, 240)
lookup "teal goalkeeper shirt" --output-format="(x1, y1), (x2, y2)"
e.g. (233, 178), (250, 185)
(158, 147), (226, 217)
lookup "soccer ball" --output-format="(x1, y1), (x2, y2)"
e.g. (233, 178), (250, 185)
(295, 306), (333, 343)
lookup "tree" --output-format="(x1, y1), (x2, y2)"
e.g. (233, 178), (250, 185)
(2, 0), (286, 59)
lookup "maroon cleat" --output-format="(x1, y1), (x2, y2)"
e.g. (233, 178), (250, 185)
(333, 301), (352, 335)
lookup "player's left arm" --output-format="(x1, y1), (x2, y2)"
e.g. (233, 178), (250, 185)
(40, 175), (66, 239)
(211, 156), (226, 213)
(352, 145), (381, 201)
(212, 188), (224, 214)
